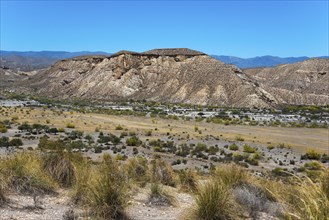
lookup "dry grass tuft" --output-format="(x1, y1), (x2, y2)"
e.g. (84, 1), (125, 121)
(86, 154), (128, 219)
(192, 180), (237, 220)
(42, 152), (76, 188)
(178, 169), (198, 193)
(150, 155), (176, 187)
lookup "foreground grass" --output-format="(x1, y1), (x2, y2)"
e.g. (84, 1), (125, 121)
(0, 151), (328, 219)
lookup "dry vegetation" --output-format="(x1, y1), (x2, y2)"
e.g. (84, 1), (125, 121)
(0, 105), (329, 219)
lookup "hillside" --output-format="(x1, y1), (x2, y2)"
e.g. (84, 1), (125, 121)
(15, 48), (276, 108)
(245, 58), (329, 105)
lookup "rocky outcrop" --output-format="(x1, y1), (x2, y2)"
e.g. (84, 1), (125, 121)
(22, 48), (276, 108)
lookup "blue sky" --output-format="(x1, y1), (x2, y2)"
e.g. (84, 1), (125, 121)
(0, 0), (328, 57)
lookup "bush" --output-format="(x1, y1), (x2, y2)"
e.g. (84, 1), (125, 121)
(126, 136), (142, 146)
(243, 145), (256, 153)
(301, 150), (321, 160)
(304, 161), (323, 170)
(66, 123), (75, 129)
(235, 136), (244, 141)
(9, 138), (23, 147)
(229, 144), (239, 151)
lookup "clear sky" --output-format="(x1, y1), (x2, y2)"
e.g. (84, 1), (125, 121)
(0, 0), (328, 57)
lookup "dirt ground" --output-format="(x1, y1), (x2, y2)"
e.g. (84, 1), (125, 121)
(1, 107), (327, 153)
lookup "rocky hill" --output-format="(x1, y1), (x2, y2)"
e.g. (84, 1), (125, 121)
(16, 48), (277, 108)
(6, 49), (329, 108)
(244, 58), (329, 106)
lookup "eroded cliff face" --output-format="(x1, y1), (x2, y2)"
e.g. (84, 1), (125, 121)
(26, 49), (276, 108)
(245, 58), (329, 106)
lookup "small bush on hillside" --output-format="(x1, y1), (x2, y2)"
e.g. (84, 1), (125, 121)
(229, 144), (239, 151)
(243, 145), (256, 153)
(126, 136), (142, 146)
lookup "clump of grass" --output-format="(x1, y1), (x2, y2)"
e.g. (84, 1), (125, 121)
(0, 152), (56, 196)
(264, 172), (329, 220)
(150, 155), (176, 187)
(87, 154), (128, 219)
(192, 181), (237, 220)
(148, 183), (176, 206)
(42, 152), (76, 188)
(178, 169), (198, 193)
(213, 164), (249, 187)
(124, 157), (149, 187)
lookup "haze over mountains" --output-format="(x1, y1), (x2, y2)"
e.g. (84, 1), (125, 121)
(1, 48), (328, 108)
(1, 50), (327, 71)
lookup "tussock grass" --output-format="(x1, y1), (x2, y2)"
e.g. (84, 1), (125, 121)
(213, 163), (249, 187)
(0, 152), (56, 196)
(42, 152), (76, 188)
(150, 155), (176, 187)
(124, 157), (149, 187)
(86, 154), (128, 219)
(263, 170), (329, 220)
(148, 183), (176, 206)
(178, 169), (198, 193)
(192, 180), (237, 220)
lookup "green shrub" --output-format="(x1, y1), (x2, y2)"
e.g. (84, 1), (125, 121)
(243, 145), (256, 153)
(235, 136), (244, 141)
(66, 123), (75, 129)
(126, 136), (142, 146)
(229, 144), (239, 151)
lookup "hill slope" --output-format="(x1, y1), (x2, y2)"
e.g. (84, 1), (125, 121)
(245, 58), (329, 105)
(18, 48), (277, 108)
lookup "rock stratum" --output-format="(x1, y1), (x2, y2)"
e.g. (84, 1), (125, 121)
(6, 48), (329, 108)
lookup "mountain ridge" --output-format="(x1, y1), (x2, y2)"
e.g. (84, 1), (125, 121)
(1, 50), (327, 71)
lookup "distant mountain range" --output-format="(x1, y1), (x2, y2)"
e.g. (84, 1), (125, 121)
(211, 55), (329, 68)
(0, 50), (328, 71)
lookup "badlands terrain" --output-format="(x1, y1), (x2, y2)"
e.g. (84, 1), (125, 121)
(0, 48), (328, 220)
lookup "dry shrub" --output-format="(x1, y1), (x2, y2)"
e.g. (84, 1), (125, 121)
(233, 183), (283, 218)
(150, 155), (176, 186)
(42, 152), (76, 188)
